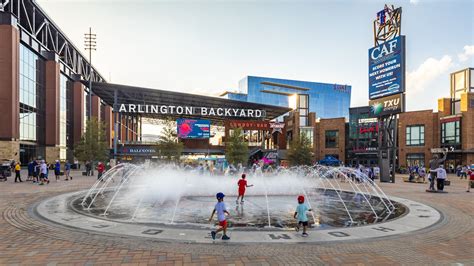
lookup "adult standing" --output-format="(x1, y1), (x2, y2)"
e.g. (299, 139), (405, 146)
(436, 165), (447, 191)
(14, 162), (22, 182)
(27, 159), (34, 181)
(64, 160), (71, 181)
(39, 160), (48, 185)
(54, 160), (61, 181)
(428, 149), (447, 191)
(466, 165), (474, 192)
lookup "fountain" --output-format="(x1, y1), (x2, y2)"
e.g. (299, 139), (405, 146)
(74, 163), (405, 229)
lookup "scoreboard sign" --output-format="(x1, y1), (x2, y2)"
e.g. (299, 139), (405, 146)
(368, 35), (406, 100)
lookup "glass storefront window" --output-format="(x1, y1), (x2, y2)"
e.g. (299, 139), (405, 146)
(454, 71), (465, 91)
(325, 130), (339, 148)
(406, 125), (425, 146)
(406, 153), (425, 167)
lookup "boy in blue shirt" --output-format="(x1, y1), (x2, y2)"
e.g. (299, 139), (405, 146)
(294, 195), (312, 237)
(209, 192), (230, 240)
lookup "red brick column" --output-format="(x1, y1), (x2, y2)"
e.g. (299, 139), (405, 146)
(72, 79), (84, 145)
(0, 23), (20, 141)
(44, 57), (60, 146)
(91, 95), (101, 122)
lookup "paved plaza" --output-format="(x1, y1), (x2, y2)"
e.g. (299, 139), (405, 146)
(0, 170), (473, 265)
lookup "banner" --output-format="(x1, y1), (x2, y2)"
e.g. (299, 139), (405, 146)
(368, 35), (406, 100)
(369, 93), (405, 116)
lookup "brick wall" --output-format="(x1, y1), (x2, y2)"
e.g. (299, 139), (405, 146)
(315, 118), (346, 162)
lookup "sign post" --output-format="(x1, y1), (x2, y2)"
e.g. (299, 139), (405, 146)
(369, 5), (405, 183)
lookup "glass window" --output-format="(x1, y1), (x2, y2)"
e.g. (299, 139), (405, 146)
(406, 125), (425, 146)
(300, 127), (314, 148)
(454, 71), (465, 91)
(325, 130), (339, 148)
(406, 153), (425, 167)
(441, 120), (461, 147)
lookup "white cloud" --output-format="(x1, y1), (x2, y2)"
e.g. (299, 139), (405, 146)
(406, 55), (453, 93)
(409, 0), (420, 5)
(458, 45), (474, 62)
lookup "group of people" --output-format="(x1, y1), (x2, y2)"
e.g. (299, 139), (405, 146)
(23, 159), (72, 184)
(209, 173), (313, 241)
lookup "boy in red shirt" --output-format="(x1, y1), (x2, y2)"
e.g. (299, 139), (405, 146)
(236, 174), (253, 204)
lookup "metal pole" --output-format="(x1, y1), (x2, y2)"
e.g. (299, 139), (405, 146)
(391, 115), (398, 183)
(113, 89), (118, 159)
(88, 27), (92, 120)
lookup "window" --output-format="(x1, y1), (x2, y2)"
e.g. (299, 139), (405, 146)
(300, 127), (314, 148)
(441, 120), (461, 146)
(325, 130), (339, 148)
(298, 94), (309, 126)
(406, 125), (425, 146)
(406, 153), (425, 167)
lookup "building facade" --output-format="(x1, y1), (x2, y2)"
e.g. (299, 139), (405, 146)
(0, 1), (139, 164)
(222, 76), (351, 121)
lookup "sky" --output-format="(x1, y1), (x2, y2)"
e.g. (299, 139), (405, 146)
(37, 0), (473, 114)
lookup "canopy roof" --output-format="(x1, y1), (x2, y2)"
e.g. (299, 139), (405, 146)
(90, 82), (292, 123)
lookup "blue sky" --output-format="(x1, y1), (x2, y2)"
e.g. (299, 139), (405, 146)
(37, 0), (473, 113)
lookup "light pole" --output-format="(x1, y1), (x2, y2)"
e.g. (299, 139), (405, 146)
(84, 27), (96, 120)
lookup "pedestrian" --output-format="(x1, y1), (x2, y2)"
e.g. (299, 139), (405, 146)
(466, 165), (474, 192)
(14, 162), (22, 182)
(39, 160), (49, 185)
(54, 160), (61, 181)
(418, 167), (426, 182)
(27, 159), (34, 181)
(97, 162), (105, 180)
(236, 174), (253, 204)
(294, 195), (312, 237)
(209, 192), (230, 240)
(436, 165), (447, 191)
(460, 165), (468, 179)
(33, 159), (39, 183)
(428, 151), (447, 191)
(64, 160), (71, 181)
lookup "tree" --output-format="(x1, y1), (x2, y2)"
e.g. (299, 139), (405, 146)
(226, 128), (248, 165)
(157, 120), (183, 161)
(74, 117), (109, 163)
(288, 132), (313, 166)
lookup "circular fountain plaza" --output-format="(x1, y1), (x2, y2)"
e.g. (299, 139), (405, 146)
(34, 163), (441, 243)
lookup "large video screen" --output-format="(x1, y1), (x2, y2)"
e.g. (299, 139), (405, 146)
(177, 119), (210, 139)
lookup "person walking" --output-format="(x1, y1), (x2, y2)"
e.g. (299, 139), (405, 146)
(64, 160), (71, 181)
(27, 159), (34, 181)
(54, 160), (61, 181)
(209, 192), (230, 240)
(14, 162), (22, 182)
(97, 162), (105, 180)
(466, 165), (474, 192)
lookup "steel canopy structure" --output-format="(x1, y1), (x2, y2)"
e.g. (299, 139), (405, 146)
(90, 82), (292, 123)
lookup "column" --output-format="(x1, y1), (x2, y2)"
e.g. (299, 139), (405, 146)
(91, 95), (101, 122)
(43, 51), (60, 162)
(72, 75), (84, 145)
(104, 105), (113, 148)
(0, 15), (20, 161)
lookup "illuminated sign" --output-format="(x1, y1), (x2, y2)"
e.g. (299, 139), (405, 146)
(177, 119), (210, 139)
(369, 93), (405, 116)
(368, 35), (406, 99)
(359, 124), (379, 134)
(116, 104), (265, 118)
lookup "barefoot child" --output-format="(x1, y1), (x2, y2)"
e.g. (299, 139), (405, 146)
(236, 174), (253, 204)
(209, 192), (231, 240)
(294, 195), (312, 237)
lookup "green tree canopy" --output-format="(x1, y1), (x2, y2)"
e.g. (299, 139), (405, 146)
(74, 117), (109, 163)
(158, 120), (183, 161)
(226, 127), (248, 165)
(288, 132), (313, 166)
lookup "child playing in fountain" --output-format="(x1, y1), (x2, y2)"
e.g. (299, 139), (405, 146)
(294, 195), (312, 237)
(209, 192), (231, 240)
(236, 174), (253, 204)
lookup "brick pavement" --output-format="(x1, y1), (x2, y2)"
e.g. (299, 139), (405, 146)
(0, 170), (473, 265)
